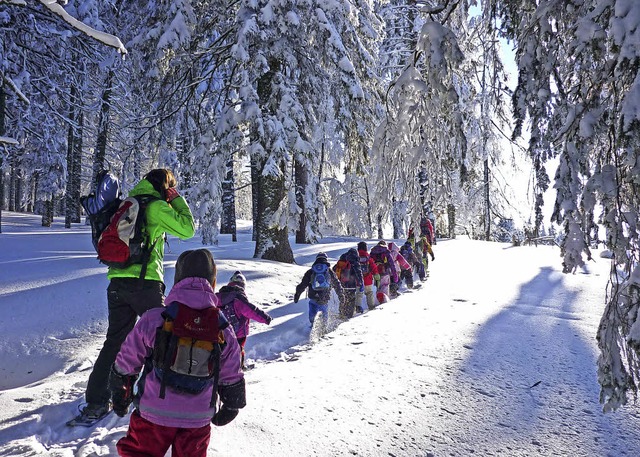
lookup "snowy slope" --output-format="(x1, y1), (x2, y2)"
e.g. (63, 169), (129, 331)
(0, 211), (638, 457)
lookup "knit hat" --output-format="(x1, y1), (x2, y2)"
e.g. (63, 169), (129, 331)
(316, 252), (328, 262)
(377, 240), (387, 247)
(174, 249), (216, 286)
(229, 270), (246, 289)
(357, 241), (367, 251)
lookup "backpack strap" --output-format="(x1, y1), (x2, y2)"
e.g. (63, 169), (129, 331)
(210, 342), (221, 409)
(157, 302), (180, 400)
(134, 194), (161, 287)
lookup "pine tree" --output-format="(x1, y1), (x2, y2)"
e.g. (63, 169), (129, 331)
(491, 0), (640, 410)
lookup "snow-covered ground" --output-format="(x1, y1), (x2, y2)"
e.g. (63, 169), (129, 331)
(0, 211), (638, 457)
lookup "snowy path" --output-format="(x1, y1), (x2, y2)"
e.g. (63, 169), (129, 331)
(0, 212), (639, 456)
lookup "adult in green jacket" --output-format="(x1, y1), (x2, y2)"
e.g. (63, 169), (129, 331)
(74, 168), (195, 425)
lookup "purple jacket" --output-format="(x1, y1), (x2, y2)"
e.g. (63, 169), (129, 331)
(216, 285), (271, 339)
(114, 277), (243, 428)
(370, 244), (398, 280)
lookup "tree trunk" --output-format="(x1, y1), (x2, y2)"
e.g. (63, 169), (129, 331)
(251, 154), (260, 242)
(91, 70), (113, 189)
(251, 58), (294, 262)
(483, 157), (490, 240)
(295, 157), (310, 244)
(253, 156), (295, 262)
(8, 150), (16, 212)
(364, 180), (372, 238)
(0, 84), (4, 232)
(42, 198), (54, 227)
(392, 197), (403, 239)
(418, 165), (428, 212)
(65, 82), (83, 227)
(377, 213), (383, 239)
(448, 203), (456, 239)
(220, 154), (237, 241)
(15, 169), (23, 211)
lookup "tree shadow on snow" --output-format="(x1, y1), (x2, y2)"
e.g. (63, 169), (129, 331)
(456, 265), (636, 452)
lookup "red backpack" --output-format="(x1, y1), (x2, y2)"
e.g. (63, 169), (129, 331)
(97, 195), (159, 269)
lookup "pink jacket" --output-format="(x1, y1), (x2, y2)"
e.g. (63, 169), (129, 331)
(389, 242), (411, 273)
(114, 277), (243, 428)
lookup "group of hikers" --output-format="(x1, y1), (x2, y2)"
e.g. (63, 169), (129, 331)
(72, 168), (272, 456)
(71, 167), (437, 456)
(294, 218), (436, 328)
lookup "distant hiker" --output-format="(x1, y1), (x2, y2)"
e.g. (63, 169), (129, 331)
(369, 240), (398, 304)
(71, 168), (195, 426)
(407, 229), (426, 281)
(294, 252), (345, 327)
(399, 241), (419, 289)
(109, 249), (245, 457)
(420, 214), (435, 245)
(216, 271), (272, 369)
(333, 248), (364, 318)
(388, 242), (412, 298)
(416, 233), (435, 276)
(357, 241), (380, 311)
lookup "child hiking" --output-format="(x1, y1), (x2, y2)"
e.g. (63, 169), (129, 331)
(407, 229), (426, 281)
(369, 241), (397, 304)
(399, 241), (419, 289)
(357, 241), (380, 311)
(388, 242), (412, 298)
(216, 271), (272, 369)
(333, 248), (364, 318)
(294, 252), (345, 329)
(108, 249), (245, 457)
(417, 233), (435, 276)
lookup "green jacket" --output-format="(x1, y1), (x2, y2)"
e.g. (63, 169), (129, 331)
(107, 179), (195, 282)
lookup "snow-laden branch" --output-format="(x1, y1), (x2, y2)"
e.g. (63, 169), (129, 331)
(0, 136), (19, 145)
(3, 75), (30, 105)
(37, 0), (128, 55)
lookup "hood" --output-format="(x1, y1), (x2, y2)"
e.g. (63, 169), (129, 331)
(357, 249), (369, 257)
(165, 277), (218, 310)
(370, 245), (387, 255)
(128, 179), (162, 199)
(216, 284), (246, 306)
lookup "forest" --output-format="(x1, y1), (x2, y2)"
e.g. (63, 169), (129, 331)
(2, 0), (640, 413)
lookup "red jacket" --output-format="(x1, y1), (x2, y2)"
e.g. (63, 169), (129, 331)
(358, 249), (379, 286)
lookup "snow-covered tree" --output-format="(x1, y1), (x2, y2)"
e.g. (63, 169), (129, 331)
(219, 0), (382, 261)
(490, 0), (640, 411)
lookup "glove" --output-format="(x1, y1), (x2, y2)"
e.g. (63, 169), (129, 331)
(165, 187), (180, 202)
(212, 379), (246, 425)
(108, 365), (136, 417)
(431, 254), (435, 261)
(373, 274), (380, 283)
(294, 292), (300, 303)
(265, 314), (273, 325)
(392, 274), (398, 283)
(212, 405), (239, 426)
(219, 379), (246, 409)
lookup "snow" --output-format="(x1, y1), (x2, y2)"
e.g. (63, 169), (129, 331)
(1, 211), (640, 456)
(38, 0), (127, 55)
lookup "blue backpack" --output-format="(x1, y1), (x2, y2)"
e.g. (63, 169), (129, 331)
(311, 263), (331, 291)
(80, 171), (122, 251)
